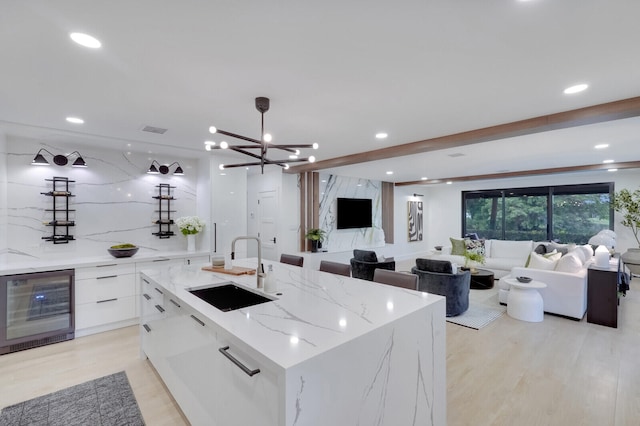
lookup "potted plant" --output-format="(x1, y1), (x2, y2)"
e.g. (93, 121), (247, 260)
(612, 188), (640, 274)
(305, 228), (326, 252)
(463, 251), (485, 273)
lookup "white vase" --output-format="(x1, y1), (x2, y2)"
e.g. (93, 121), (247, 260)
(187, 234), (196, 252)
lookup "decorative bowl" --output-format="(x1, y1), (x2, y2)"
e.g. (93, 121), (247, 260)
(108, 244), (139, 258)
(211, 255), (225, 267)
(516, 276), (532, 283)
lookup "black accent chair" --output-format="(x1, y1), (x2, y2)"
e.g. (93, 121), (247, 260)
(319, 260), (351, 277)
(280, 254), (304, 267)
(350, 249), (395, 281)
(411, 258), (470, 317)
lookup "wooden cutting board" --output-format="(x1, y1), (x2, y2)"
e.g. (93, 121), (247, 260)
(201, 265), (256, 276)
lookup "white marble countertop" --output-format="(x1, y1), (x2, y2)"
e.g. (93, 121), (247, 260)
(141, 258), (445, 371)
(0, 249), (210, 275)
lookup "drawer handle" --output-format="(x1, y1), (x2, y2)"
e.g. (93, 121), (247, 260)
(154, 287), (163, 295)
(153, 258), (170, 262)
(155, 305), (165, 313)
(219, 346), (261, 377)
(97, 275), (118, 280)
(190, 314), (205, 326)
(97, 264), (118, 268)
(97, 298), (118, 304)
(170, 299), (181, 308)
(142, 278), (150, 284)
(143, 324), (151, 333)
(143, 293), (151, 300)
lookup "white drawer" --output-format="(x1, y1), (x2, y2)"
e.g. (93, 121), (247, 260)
(75, 263), (136, 280)
(75, 295), (136, 330)
(75, 274), (136, 304)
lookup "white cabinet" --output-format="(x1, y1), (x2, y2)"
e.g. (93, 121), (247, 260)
(140, 283), (280, 426)
(75, 263), (137, 334)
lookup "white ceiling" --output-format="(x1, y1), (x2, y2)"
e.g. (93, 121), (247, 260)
(2, 0), (640, 183)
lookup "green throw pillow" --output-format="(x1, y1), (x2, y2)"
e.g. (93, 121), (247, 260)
(450, 238), (467, 256)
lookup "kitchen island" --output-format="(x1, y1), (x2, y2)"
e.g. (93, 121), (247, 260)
(140, 259), (446, 426)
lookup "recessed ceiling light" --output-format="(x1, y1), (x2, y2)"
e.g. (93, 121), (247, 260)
(69, 32), (101, 49)
(66, 116), (84, 124)
(375, 132), (388, 139)
(608, 169), (618, 172)
(421, 177), (428, 180)
(386, 171), (393, 175)
(603, 159), (615, 164)
(446, 181), (453, 185)
(594, 143), (609, 149)
(563, 83), (588, 94)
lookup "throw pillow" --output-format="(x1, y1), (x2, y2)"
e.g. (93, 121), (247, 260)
(415, 258), (453, 274)
(577, 244), (594, 260)
(465, 238), (486, 256)
(527, 251), (561, 270)
(569, 247), (586, 264)
(450, 238), (467, 256)
(353, 249), (377, 262)
(555, 253), (583, 273)
(547, 241), (569, 256)
(534, 243), (548, 255)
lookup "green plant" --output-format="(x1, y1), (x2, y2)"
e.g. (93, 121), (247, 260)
(305, 228), (326, 241)
(463, 251), (485, 267)
(612, 188), (640, 247)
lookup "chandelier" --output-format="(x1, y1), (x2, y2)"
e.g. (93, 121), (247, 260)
(205, 97), (318, 174)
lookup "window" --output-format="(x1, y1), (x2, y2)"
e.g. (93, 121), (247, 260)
(462, 183), (613, 243)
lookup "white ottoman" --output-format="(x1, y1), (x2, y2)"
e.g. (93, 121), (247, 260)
(503, 278), (547, 322)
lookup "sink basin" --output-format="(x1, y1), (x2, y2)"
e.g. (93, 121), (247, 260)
(188, 283), (274, 312)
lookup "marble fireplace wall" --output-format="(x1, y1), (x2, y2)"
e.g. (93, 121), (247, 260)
(3, 137), (200, 262)
(318, 173), (384, 252)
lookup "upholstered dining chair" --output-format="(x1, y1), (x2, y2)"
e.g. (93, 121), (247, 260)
(280, 254), (304, 267)
(372, 269), (418, 290)
(350, 249), (395, 281)
(319, 260), (351, 277)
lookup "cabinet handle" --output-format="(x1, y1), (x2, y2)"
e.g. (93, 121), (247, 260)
(97, 298), (118, 303)
(190, 314), (205, 326)
(143, 324), (151, 333)
(153, 258), (170, 262)
(154, 287), (163, 295)
(170, 299), (181, 308)
(97, 264), (118, 268)
(142, 278), (150, 284)
(143, 293), (151, 300)
(155, 305), (165, 313)
(218, 346), (261, 377)
(97, 275), (118, 280)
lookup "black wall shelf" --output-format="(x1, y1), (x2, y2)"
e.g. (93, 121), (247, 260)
(41, 177), (75, 244)
(152, 184), (175, 238)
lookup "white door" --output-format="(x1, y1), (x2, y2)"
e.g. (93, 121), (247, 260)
(258, 190), (278, 261)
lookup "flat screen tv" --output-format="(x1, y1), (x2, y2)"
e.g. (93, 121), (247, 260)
(337, 198), (372, 229)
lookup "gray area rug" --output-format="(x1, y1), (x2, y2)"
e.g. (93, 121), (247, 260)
(0, 371), (145, 425)
(446, 303), (506, 330)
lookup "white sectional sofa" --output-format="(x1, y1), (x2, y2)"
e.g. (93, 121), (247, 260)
(500, 244), (594, 320)
(427, 239), (536, 279)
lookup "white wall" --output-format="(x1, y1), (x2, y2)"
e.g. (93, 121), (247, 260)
(2, 136), (200, 262)
(0, 133), (7, 251)
(421, 169), (640, 255)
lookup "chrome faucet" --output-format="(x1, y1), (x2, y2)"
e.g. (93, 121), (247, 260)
(231, 236), (263, 288)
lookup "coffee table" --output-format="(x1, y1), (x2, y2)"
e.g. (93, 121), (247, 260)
(460, 268), (494, 290)
(503, 278), (547, 322)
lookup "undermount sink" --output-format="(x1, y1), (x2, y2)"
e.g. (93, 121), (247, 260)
(188, 283), (274, 312)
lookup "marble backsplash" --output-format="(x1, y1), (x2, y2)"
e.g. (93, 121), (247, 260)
(2, 138), (201, 262)
(319, 173), (385, 252)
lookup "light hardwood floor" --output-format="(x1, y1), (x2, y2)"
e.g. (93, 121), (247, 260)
(1, 279), (639, 425)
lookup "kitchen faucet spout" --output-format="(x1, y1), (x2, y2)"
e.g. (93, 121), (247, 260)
(231, 236), (263, 288)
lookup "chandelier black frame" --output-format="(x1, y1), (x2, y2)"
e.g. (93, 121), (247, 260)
(205, 97), (318, 174)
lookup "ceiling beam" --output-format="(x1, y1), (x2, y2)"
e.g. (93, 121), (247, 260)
(287, 96), (640, 174)
(395, 161), (640, 186)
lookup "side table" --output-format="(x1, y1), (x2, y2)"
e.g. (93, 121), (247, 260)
(467, 268), (495, 290)
(503, 278), (547, 322)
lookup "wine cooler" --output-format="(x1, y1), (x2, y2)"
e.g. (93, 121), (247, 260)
(0, 269), (75, 355)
